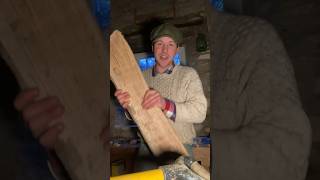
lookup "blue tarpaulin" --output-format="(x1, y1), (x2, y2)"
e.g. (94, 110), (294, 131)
(91, 0), (223, 29)
(210, 0), (224, 11)
(91, 0), (110, 30)
(91, 0), (223, 70)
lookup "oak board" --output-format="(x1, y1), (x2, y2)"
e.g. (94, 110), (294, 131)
(0, 1), (107, 179)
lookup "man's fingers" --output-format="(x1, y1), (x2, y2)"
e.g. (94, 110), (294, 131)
(142, 89), (161, 109)
(114, 89), (123, 96)
(115, 91), (130, 109)
(121, 101), (130, 109)
(22, 96), (61, 121)
(28, 105), (65, 138)
(142, 93), (160, 109)
(14, 88), (39, 110)
(119, 94), (130, 108)
(118, 93), (130, 103)
(115, 90), (129, 98)
(39, 123), (64, 149)
(143, 92), (159, 103)
(143, 98), (159, 109)
(143, 89), (156, 100)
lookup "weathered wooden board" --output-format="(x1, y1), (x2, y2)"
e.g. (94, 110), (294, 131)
(0, 1), (107, 179)
(110, 30), (188, 156)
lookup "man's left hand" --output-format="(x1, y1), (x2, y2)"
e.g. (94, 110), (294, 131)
(141, 89), (165, 110)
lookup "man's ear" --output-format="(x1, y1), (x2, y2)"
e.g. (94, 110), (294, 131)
(152, 45), (154, 52)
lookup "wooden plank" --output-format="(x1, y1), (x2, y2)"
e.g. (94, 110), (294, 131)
(110, 30), (188, 156)
(0, 1), (107, 180)
(193, 145), (210, 171)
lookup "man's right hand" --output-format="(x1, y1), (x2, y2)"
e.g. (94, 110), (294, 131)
(114, 89), (130, 109)
(14, 88), (65, 149)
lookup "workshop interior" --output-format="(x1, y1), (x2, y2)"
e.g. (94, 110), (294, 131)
(0, 0), (319, 179)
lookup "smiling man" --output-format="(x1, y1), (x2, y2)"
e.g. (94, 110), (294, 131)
(115, 23), (208, 160)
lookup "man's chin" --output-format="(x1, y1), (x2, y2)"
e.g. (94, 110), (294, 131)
(158, 62), (171, 68)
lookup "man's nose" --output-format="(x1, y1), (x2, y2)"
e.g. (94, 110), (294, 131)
(161, 45), (168, 52)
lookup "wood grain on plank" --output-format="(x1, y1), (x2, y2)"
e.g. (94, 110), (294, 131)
(0, 1), (107, 179)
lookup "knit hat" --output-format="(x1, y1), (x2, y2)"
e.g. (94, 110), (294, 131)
(150, 23), (183, 45)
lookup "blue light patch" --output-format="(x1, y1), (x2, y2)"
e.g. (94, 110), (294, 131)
(210, 0), (224, 11)
(91, 0), (110, 30)
(138, 53), (181, 71)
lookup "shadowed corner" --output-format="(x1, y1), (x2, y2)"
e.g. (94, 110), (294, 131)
(155, 151), (182, 166)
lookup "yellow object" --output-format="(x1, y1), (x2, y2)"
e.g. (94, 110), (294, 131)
(110, 169), (164, 180)
(111, 161), (125, 176)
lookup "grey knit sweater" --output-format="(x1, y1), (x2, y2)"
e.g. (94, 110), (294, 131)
(207, 4), (311, 180)
(142, 65), (207, 144)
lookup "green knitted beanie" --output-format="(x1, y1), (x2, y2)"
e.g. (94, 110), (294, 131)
(150, 23), (183, 45)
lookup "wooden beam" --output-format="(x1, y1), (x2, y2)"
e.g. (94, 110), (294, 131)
(0, 1), (107, 179)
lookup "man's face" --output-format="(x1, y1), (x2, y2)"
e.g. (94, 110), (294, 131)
(152, 36), (179, 72)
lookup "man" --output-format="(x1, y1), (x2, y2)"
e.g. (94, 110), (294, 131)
(14, 23), (207, 175)
(115, 23), (208, 153)
(115, 24), (207, 171)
